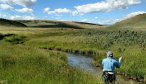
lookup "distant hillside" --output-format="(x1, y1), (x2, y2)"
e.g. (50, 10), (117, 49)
(0, 18), (105, 29)
(0, 18), (27, 27)
(109, 14), (146, 29)
(74, 21), (103, 26)
(16, 20), (105, 29)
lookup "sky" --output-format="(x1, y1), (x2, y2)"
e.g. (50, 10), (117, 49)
(0, 0), (146, 25)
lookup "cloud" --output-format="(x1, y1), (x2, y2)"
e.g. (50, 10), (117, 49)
(13, 0), (37, 7)
(124, 11), (146, 19)
(43, 7), (50, 13)
(80, 18), (119, 25)
(95, 17), (98, 19)
(15, 8), (33, 13)
(71, 11), (81, 16)
(81, 19), (88, 22)
(0, 0), (37, 7)
(98, 11), (146, 25)
(109, 11), (146, 24)
(0, 4), (13, 10)
(10, 15), (35, 20)
(97, 19), (120, 25)
(0, 0), (12, 4)
(75, 0), (141, 14)
(0, 13), (7, 18)
(45, 8), (71, 15)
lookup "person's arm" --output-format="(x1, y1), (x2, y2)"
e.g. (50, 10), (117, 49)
(114, 57), (122, 68)
(114, 61), (120, 68)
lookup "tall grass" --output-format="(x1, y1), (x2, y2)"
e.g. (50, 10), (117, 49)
(0, 41), (101, 84)
(25, 29), (146, 80)
(1, 27), (146, 82)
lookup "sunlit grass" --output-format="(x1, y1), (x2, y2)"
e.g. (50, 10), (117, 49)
(1, 26), (146, 82)
(25, 28), (146, 80)
(0, 41), (101, 84)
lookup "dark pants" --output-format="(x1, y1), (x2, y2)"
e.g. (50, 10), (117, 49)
(102, 72), (116, 84)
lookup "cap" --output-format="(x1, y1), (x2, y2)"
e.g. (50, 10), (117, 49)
(107, 51), (113, 57)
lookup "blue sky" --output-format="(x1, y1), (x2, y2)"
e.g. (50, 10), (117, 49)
(0, 0), (146, 24)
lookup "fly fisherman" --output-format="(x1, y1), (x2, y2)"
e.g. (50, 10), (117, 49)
(102, 51), (123, 84)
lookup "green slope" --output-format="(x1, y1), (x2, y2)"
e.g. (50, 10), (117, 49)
(0, 18), (27, 27)
(109, 14), (146, 29)
(16, 20), (105, 29)
(0, 18), (105, 29)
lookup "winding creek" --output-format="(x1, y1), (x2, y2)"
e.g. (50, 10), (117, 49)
(66, 53), (141, 84)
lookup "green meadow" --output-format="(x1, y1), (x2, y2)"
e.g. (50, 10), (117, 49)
(0, 25), (146, 83)
(25, 28), (146, 80)
(0, 27), (102, 84)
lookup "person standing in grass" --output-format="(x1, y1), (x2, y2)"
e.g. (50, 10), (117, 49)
(102, 51), (123, 84)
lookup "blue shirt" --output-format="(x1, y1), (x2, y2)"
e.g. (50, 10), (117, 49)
(102, 57), (121, 72)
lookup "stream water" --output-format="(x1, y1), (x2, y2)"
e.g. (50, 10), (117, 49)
(67, 53), (141, 84)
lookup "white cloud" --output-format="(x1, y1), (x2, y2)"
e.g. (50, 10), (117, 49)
(124, 11), (146, 19)
(81, 19), (88, 22)
(43, 7), (50, 13)
(95, 17), (98, 19)
(75, 0), (141, 14)
(0, 4), (13, 10)
(109, 11), (146, 24)
(0, 13), (7, 18)
(45, 8), (71, 15)
(16, 8), (33, 13)
(0, 0), (37, 7)
(0, 0), (12, 4)
(97, 19), (120, 25)
(13, 0), (37, 7)
(71, 11), (81, 16)
(96, 11), (146, 25)
(10, 15), (35, 20)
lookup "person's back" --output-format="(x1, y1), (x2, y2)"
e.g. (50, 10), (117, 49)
(102, 57), (120, 73)
(102, 51), (122, 84)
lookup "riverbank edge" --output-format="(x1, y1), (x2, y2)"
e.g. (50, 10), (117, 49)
(41, 47), (146, 83)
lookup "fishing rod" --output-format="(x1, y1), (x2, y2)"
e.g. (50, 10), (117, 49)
(118, 48), (125, 58)
(115, 48), (126, 84)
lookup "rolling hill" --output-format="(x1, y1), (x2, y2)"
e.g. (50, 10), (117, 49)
(16, 20), (105, 29)
(0, 18), (27, 27)
(109, 13), (146, 29)
(0, 18), (105, 29)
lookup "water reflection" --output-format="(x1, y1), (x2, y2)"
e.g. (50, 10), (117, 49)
(67, 53), (140, 84)
(67, 53), (98, 76)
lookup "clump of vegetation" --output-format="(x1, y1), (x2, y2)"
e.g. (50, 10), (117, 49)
(4, 35), (27, 44)
(0, 33), (14, 40)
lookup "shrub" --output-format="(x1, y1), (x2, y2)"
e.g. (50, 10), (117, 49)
(4, 35), (26, 44)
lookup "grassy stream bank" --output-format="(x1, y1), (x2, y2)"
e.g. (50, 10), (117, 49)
(0, 42), (101, 84)
(0, 27), (146, 83)
(25, 29), (146, 83)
